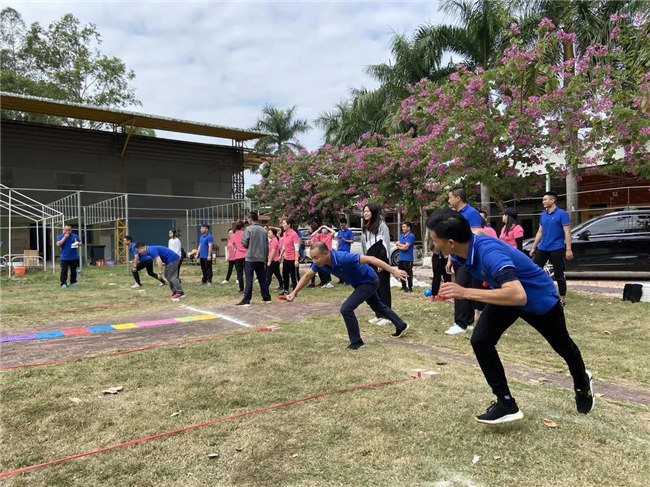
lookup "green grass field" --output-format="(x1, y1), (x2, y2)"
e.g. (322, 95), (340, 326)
(1, 264), (649, 486)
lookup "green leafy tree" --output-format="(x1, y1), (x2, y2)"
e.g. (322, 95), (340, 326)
(251, 104), (311, 155)
(1, 8), (151, 134)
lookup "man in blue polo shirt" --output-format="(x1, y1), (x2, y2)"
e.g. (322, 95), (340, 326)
(286, 242), (410, 350)
(336, 218), (355, 252)
(427, 209), (593, 424)
(134, 243), (185, 302)
(198, 224), (214, 285)
(123, 236), (166, 288)
(56, 224), (83, 289)
(530, 191), (573, 306)
(445, 188), (485, 335)
(396, 221), (416, 292)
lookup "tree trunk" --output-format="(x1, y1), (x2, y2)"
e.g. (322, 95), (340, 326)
(566, 166), (579, 224)
(480, 183), (490, 215)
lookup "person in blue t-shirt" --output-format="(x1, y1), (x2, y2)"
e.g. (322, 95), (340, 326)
(123, 236), (165, 288)
(198, 224), (214, 285)
(529, 191), (573, 306)
(56, 224), (83, 289)
(286, 242), (410, 350)
(336, 218), (355, 252)
(396, 221), (416, 292)
(427, 209), (593, 425)
(134, 243), (184, 302)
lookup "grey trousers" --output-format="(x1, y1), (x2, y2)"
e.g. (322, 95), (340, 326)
(165, 259), (183, 295)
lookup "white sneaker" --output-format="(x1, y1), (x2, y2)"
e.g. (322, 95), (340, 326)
(445, 323), (468, 335)
(368, 317), (380, 324)
(321, 282), (335, 289)
(159, 282), (165, 286)
(131, 283), (141, 288)
(221, 280), (229, 284)
(376, 318), (391, 326)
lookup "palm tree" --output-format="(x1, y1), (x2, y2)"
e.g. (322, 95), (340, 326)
(515, 0), (649, 221)
(252, 105), (311, 155)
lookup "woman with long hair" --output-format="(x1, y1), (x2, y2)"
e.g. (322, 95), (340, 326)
(499, 208), (525, 250)
(221, 229), (237, 284)
(168, 229), (183, 281)
(361, 203), (393, 326)
(279, 217), (301, 294)
(266, 227), (283, 290)
(232, 220), (247, 294)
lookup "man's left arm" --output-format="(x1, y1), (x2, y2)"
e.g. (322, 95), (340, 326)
(360, 255), (407, 281)
(563, 224), (573, 261)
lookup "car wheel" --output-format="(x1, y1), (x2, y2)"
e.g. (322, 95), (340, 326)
(299, 254), (306, 264)
(544, 263), (554, 278)
(390, 250), (400, 266)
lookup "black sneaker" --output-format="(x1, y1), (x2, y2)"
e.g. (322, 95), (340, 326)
(263, 299), (272, 304)
(236, 300), (251, 307)
(575, 370), (594, 414)
(560, 300), (566, 307)
(475, 399), (524, 424)
(346, 341), (364, 350)
(391, 323), (409, 338)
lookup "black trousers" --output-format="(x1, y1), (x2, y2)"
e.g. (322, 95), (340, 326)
(243, 261), (271, 302)
(132, 260), (165, 285)
(398, 260), (413, 290)
(311, 270), (331, 285)
(266, 260), (283, 288)
(340, 276), (406, 346)
(60, 259), (79, 286)
(453, 264), (475, 328)
(200, 258), (213, 283)
(470, 301), (588, 398)
(431, 253), (451, 295)
(282, 259), (299, 291)
(225, 260), (236, 281)
(533, 248), (567, 296)
(235, 258), (245, 291)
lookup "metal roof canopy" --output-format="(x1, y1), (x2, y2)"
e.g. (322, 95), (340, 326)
(0, 92), (266, 142)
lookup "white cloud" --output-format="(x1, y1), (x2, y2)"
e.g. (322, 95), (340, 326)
(5, 1), (446, 189)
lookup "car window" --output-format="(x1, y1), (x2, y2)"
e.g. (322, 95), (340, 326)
(629, 215), (650, 233)
(585, 216), (631, 235)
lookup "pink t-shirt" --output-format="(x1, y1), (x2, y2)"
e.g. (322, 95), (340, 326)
(227, 234), (237, 261)
(483, 226), (498, 238)
(318, 231), (334, 250)
(281, 229), (300, 260)
(232, 230), (247, 259)
(268, 238), (281, 262)
(499, 224), (524, 247)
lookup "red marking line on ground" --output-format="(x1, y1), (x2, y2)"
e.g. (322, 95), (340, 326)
(2, 303), (140, 316)
(0, 376), (417, 479)
(1, 327), (276, 371)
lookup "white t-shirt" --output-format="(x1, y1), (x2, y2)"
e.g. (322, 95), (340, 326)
(168, 238), (182, 256)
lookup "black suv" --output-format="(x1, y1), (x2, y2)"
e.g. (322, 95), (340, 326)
(523, 210), (650, 276)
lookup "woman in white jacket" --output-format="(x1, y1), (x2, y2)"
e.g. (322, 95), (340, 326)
(361, 203), (393, 326)
(168, 229), (183, 281)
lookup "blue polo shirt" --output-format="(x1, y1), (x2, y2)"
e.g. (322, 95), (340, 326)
(130, 243), (152, 262)
(199, 233), (214, 258)
(398, 232), (416, 261)
(311, 251), (376, 287)
(538, 207), (570, 251)
(145, 245), (179, 265)
(337, 228), (354, 252)
(458, 204), (482, 228)
(57, 233), (80, 261)
(452, 235), (559, 315)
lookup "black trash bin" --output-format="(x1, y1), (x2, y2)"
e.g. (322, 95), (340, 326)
(90, 245), (106, 265)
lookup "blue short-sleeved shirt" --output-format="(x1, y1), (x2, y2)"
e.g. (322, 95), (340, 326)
(57, 233), (80, 261)
(452, 235), (559, 315)
(458, 204), (483, 228)
(398, 232), (416, 261)
(130, 242), (152, 262)
(336, 228), (354, 252)
(310, 251), (376, 287)
(199, 233), (214, 258)
(145, 245), (180, 265)
(538, 207), (570, 251)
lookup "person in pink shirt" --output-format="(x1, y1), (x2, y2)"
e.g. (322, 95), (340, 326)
(479, 210), (498, 238)
(266, 228), (283, 290)
(279, 217), (301, 294)
(307, 222), (335, 288)
(221, 229), (237, 284)
(499, 207), (525, 250)
(232, 220), (247, 294)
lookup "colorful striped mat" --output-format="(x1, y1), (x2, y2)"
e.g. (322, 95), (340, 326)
(0, 314), (218, 343)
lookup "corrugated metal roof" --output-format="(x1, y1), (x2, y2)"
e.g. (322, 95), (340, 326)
(0, 92), (267, 142)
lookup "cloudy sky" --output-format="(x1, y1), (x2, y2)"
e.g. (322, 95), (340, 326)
(6, 0), (448, 188)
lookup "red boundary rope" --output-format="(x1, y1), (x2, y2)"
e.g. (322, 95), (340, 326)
(0, 376), (417, 479)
